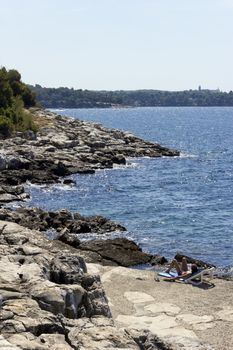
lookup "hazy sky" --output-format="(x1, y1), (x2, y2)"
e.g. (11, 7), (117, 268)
(1, 0), (233, 91)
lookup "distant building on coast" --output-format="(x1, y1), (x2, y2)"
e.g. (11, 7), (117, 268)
(197, 85), (220, 93)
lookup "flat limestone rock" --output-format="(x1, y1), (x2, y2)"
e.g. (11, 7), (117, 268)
(145, 303), (181, 316)
(67, 318), (140, 350)
(215, 307), (233, 322)
(98, 264), (233, 350)
(124, 291), (155, 304)
(116, 314), (179, 333)
(0, 193), (19, 203)
(176, 313), (214, 325)
(0, 335), (22, 350)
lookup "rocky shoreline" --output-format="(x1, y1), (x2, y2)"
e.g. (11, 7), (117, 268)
(0, 108), (183, 349)
(0, 108), (181, 268)
(0, 107), (181, 266)
(0, 108), (179, 188)
(0, 206), (166, 267)
(0, 108), (231, 349)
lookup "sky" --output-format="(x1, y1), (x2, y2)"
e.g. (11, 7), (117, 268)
(1, 0), (233, 91)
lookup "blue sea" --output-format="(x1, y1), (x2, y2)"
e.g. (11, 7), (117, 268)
(27, 107), (233, 268)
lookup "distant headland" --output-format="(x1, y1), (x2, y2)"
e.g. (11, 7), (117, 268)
(29, 84), (233, 108)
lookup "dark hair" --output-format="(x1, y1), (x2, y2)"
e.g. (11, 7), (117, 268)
(191, 264), (198, 274)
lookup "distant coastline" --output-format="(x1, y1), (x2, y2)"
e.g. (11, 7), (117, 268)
(29, 84), (233, 108)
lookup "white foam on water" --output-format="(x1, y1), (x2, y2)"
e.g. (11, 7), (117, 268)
(49, 108), (65, 112)
(26, 181), (76, 193)
(50, 184), (76, 191)
(25, 181), (47, 189)
(95, 163), (141, 173)
(113, 162), (141, 170)
(78, 230), (127, 242)
(179, 152), (197, 158)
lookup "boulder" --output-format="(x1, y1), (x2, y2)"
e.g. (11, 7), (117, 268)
(8, 333), (72, 350)
(56, 230), (81, 248)
(0, 185), (26, 205)
(22, 129), (37, 140)
(67, 317), (140, 350)
(1, 185), (24, 195)
(129, 329), (174, 350)
(30, 281), (85, 318)
(150, 254), (168, 265)
(7, 156), (30, 170)
(50, 255), (87, 284)
(79, 237), (153, 267)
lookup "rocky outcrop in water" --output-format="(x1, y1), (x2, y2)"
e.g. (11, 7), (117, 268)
(79, 237), (154, 266)
(0, 108), (179, 189)
(0, 207), (126, 235)
(0, 207), (165, 267)
(0, 185), (29, 204)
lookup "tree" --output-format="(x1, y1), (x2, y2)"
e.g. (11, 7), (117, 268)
(0, 67), (36, 138)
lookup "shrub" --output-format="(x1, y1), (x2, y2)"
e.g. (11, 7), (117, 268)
(0, 116), (13, 137)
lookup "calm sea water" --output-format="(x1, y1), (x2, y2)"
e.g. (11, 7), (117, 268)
(27, 107), (233, 267)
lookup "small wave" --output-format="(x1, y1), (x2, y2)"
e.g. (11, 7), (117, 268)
(49, 108), (66, 112)
(78, 230), (127, 242)
(95, 162), (142, 172)
(25, 181), (47, 189)
(5, 202), (26, 209)
(113, 162), (141, 170)
(50, 184), (75, 191)
(128, 156), (151, 160)
(179, 152), (197, 158)
(26, 181), (75, 192)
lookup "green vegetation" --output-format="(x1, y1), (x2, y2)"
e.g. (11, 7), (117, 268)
(0, 67), (36, 137)
(30, 85), (233, 108)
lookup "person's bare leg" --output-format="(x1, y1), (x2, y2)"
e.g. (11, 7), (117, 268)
(181, 257), (188, 272)
(166, 259), (182, 275)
